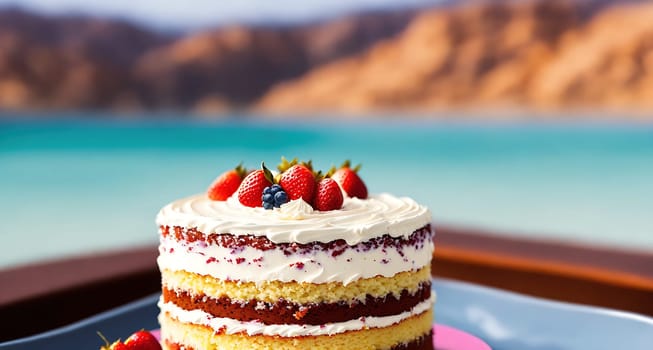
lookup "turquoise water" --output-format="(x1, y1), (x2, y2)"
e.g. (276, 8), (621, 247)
(1, 116), (652, 268)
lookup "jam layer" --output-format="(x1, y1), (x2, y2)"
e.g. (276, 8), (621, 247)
(163, 281), (431, 325)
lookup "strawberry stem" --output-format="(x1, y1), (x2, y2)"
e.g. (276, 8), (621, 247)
(234, 162), (247, 178)
(277, 156), (298, 173)
(97, 331), (111, 347)
(261, 162), (275, 184)
(300, 160), (314, 171)
(325, 166), (336, 178)
(341, 160), (362, 172)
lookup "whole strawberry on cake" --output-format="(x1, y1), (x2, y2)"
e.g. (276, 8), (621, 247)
(156, 158), (435, 350)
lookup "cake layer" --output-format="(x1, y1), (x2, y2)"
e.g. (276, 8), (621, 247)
(161, 266), (431, 304)
(162, 281), (430, 325)
(158, 225), (433, 285)
(158, 295), (434, 337)
(159, 308), (433, 350)
(164, 334), (432, 350)
(156, 194), (431, 245)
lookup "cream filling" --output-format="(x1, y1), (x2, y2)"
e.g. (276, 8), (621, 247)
(158, 294), (435, 337)
(157, 234), (434, 285)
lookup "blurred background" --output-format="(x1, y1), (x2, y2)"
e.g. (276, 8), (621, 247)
(1, 0), (652, 269)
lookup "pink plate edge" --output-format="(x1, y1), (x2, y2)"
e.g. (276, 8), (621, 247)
(149, 324), (491, 350)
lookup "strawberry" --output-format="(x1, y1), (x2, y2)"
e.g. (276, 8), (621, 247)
(313, 178), (344, 211)
(99, 332), (127, 350)
(278, 161), (316, 203)
(207, 164), (246, 201)
(98, 330), (162, 350)
(99, 339), (127, 350)
(123, 330), (161, 350)
(331, 160), (368, 199)
(237, 163), (273, 207)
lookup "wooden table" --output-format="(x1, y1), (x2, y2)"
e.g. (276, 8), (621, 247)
(1, 225), (652, 342)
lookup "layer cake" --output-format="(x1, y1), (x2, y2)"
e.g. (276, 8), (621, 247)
(156, 161), (435, 350)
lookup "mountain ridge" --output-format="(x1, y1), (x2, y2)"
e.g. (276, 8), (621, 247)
(1, 1), (653, 116)
(258, 0), (653, 114)
(0, 6), (417, 111)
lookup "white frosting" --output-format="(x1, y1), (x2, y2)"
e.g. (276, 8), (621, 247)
(275, 199), (314, 220)
(159, 294), (435, 337)
(158, 232), (433, 284)
(156, 193), (431, 245)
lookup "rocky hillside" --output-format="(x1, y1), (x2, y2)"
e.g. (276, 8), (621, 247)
(0, 9), (172, 109)
(132, 10), (415, 111)
(258, 0), (653, 113)
(1, 1), (653, 115)
(0, 8), (415, 111)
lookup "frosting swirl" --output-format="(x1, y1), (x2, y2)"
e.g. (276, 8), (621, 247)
(276, 199), (314, 220)
(156, 193), (431, 245)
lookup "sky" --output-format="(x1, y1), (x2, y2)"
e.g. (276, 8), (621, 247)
(0, 0), (443, 31)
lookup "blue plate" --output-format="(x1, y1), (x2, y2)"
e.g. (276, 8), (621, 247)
(2, 278), (652, 350)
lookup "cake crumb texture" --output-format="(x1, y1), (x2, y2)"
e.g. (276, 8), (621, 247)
(162, 266), (431, 304)
(159, 309), (433, 350)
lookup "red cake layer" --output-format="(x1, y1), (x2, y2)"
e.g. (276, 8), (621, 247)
(162, 281), (430, 325)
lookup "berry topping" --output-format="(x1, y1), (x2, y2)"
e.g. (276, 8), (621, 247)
(123, 330), (161, 350)
(99, 338), (128, 350)
(237, 163), (273, 207)
(332, 160), (368, 199)
(99, 330), (161, 350)
(99, 332), (126, 350)
(207, 164), (247, 201)
(313, 178), (344, 211)
(212, 157), (368, 211)
(274, 191), (288, 205)
(278, 157), (317, 203)
(262, 184), (289, 209)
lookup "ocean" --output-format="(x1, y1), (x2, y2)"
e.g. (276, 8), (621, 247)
(1, 116), (652, 268)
